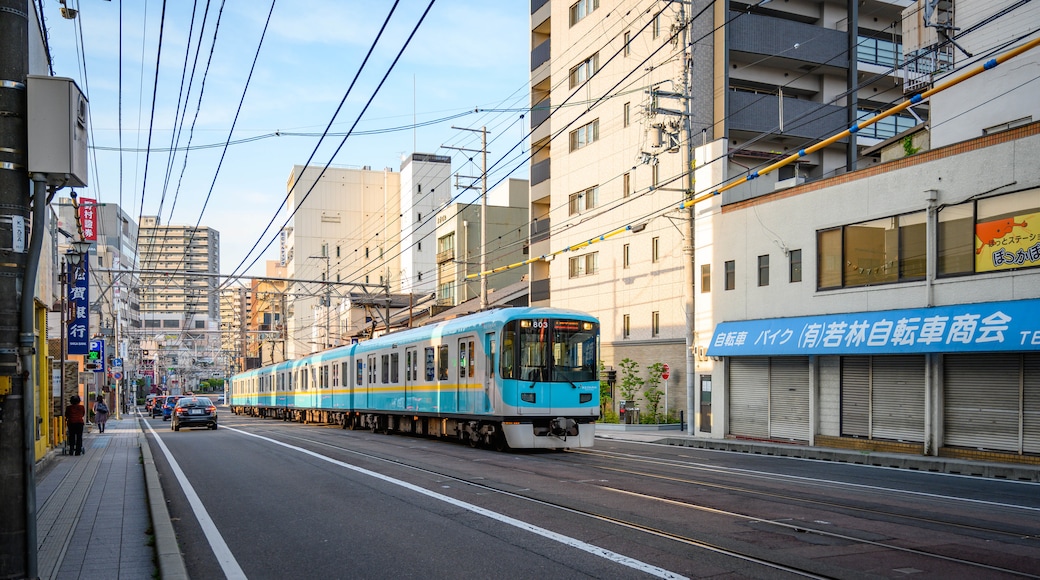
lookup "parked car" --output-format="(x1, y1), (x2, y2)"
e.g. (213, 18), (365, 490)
(161, 395), (184, 421)
(150, 396), (167, 418)
(171, 396), (218, 431)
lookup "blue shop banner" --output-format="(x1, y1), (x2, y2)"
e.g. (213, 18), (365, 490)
(708, 298), (1040, 356)
(67, 261), (90, 355)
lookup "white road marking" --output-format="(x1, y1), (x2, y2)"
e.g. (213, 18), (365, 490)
(228, 426), (688, 579)
(145, 421), (247, 579)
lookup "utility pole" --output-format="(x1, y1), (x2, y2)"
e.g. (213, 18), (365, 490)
(680, 0), (697, 437)
(0, 0), (35, 576)
(444, 126), (489, 309)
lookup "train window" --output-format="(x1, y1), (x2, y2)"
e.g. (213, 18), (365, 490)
(425, 347), (435, 381)
(519, 320), (549, 382)
(438, 344), (449, 381)
(323, 365), (330, 388)
(368, 356), (377, 384)
(487, 333), (495, 378)
(390, 352), (399, 383)
(458, 343), (467, 373)
(341, 363), (349, 388)
(468, 341), (475, 378)
(332, 364), (339, 387)
(501, 322), (516, 379)
(551, 319), (599, 383)
(381, 355), (389, 384)
(356, 360), (363, 386)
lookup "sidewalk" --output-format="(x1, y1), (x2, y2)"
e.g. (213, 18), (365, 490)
(34, 413), (187, 580)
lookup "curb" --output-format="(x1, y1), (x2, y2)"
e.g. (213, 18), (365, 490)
(138, 418), (189, 580)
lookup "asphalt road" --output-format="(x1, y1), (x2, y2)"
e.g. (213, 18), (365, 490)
(144, 411), (1040, 579)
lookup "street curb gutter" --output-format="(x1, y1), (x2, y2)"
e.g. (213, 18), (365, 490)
(138, 420), (189, 580)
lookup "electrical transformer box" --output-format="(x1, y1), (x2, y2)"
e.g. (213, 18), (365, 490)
(26, 75), (89, 188)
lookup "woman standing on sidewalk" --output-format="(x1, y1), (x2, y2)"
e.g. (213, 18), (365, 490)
(65, 395), (85, 455)
(93, 394), (110, 433)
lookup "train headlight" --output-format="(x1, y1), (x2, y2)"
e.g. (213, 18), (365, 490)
(582, 322), (593, 330)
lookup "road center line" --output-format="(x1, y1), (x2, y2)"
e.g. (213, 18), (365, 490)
(228, 426), (687, 580)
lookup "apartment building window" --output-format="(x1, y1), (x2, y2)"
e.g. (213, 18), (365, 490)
(757, 255), (769, 286)
(623, 172), (631, 197)
(568, 186), (599, 215)
(651, 311), (660, 337)
(623, 244), (630, 268)
(569, 0), (599, 26)
(569, 53), (599, 89)
(623, 102), (630, 127)
(623, 31), (631, 56)
(651, 163), (659, 188)
(724, 260), (735, 290)
(652, 236), (660, 262)
(623, 314), (630, 338)
(700, 264), (710, 293)
(939, 188), (1039, 276)
(569, 119), (599, 151)
(789, 249), (802, 283)
(652, 13), (661, 38)
(568, 251), (599, 277)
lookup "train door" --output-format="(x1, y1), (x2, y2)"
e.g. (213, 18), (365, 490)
(458, 338), (475, 413)
(484, 332), (495, 413)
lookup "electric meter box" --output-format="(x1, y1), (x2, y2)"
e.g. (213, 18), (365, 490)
(26, 75), (89, 188)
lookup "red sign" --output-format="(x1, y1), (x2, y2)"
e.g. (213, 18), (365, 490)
(79, 197), (97, 241)
(661, 363), (670, 380)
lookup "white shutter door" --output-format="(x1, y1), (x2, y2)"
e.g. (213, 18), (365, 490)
(729, 359), (769, 439)
(944, 354), (1020, 452)
(769, 357), (810, 442)
(872, 356), (925, 443)
(1023, 354), (1040, 455)
(841, 356), (869, 437)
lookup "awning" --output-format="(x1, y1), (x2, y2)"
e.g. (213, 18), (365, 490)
(707, 298), (1040, 357)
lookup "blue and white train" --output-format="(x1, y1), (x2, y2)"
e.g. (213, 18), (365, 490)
(230, 307), (600, 449)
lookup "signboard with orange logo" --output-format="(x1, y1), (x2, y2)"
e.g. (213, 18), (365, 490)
(975, 210), (1040, 272)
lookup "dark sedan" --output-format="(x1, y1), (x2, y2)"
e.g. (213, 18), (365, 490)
(171, 396), (218, 431)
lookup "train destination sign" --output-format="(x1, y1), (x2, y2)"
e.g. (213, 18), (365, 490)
(708, 298), (1040, 357)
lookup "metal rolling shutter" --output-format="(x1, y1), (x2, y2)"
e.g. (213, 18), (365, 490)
(729, 358), (769, 439)
(944, 354), (1021, 452)
(841, 356), (870, 438)
(871, 356), (925, 443)
(1024, 354), (1040, 455)
(769, 357), (810, 442)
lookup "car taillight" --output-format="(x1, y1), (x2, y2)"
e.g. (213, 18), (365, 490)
(177, 408), (187, 415)
(206, 406), (216, 412)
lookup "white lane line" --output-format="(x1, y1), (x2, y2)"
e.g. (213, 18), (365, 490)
(227, 426), (687, 580)
(144, 421), (247, 580)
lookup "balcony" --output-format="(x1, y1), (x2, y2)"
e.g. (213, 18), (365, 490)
(530, 278), (550, 303)
(530, 218), (550, 243)
(436, 248), (454, 264)
(728, 89), (847, 142)
(531, 158), (550, 186)
(729, 12), (847, 69)
(531, 97), (550, 129)
(531, 38), (550, 71)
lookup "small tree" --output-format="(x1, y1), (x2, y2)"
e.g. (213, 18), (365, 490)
(643, 362), (666, 423)
(617, 358), (643, 403)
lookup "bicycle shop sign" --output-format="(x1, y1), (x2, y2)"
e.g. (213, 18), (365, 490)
(708, 298), (1040, 356)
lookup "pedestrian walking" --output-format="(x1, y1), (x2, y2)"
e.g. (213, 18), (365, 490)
(94, 394), (110, 433)
(65, 395), (86, 455)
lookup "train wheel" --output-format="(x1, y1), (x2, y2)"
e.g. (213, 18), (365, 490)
(493, 430), (509, 452)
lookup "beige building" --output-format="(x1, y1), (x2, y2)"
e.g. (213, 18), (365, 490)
(435, 178), (530, 306)
(282, 165), (401, 358)
(530, 0), (917, 418)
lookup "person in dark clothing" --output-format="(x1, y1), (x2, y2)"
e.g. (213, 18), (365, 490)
(65, 395), (86, 455)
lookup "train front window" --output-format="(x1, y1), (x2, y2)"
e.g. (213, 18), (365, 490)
(503, 318), (598, 382)
(551, 319), (598, 382)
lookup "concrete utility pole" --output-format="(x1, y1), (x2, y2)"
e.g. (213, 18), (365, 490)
(444, 126), (489, 309)
(680, 0), (697, 437)
(0, 0), (35, 577)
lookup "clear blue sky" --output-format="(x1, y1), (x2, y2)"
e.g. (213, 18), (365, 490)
(47, 0), (530, 277)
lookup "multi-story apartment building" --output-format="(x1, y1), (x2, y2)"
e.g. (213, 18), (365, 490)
(282, 165), (401, 358)
(400, 153), (453, 296)
(434, 178), (530, 306)
(249, 261), (289, 367)
(219, 285), (249, 374)
(137, 216), (222, 384)
(529, 0), (916, 417)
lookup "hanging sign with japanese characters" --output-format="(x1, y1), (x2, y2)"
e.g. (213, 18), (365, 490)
(708, 298), (1040, 356)
(67, 261), (90, 354)
(975, 210), (1040, 272)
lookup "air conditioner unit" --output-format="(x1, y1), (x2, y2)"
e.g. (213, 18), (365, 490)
(774, 176), (806, 191)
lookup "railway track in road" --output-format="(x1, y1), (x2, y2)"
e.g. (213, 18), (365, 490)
(233, 420), (1040, 579)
